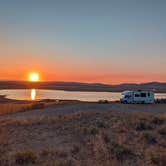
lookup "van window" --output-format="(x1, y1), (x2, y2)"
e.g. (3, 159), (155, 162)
(125, 95), (131, 98)
(141, 93), (146, 97)
(148, 92), (150, 97)
(135, 94), (140, 97)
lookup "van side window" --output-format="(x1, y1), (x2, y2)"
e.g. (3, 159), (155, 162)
(141, 93), (146, 97)
(135, 94), (140, 97)
(125, 95), (131, 98)
(148, 93), (150, 96)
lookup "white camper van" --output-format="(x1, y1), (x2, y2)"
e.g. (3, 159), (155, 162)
(121, 90), (154, 104)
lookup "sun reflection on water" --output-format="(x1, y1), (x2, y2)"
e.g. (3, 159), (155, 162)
(31, 89), (36, 100)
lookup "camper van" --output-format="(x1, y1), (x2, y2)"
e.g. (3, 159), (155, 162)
(121, 90), (154, 104)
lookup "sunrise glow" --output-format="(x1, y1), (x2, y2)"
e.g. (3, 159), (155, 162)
(29, 73), (40, 82)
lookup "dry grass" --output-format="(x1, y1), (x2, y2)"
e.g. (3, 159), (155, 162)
(0, 110), (165, 166)
(0, 100), (70, 116)
(0, 103), (33, 115)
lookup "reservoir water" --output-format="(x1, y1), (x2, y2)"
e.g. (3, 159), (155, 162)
(0, 89), (166, 102)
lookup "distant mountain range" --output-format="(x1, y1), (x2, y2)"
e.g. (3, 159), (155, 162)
(0, 81), (166, 93)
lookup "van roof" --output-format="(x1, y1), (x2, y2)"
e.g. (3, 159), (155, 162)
(122, 90), (153, 94)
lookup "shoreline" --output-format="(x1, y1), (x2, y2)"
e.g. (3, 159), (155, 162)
(0, 93), (166, 104)
(0, 95), (83, 104)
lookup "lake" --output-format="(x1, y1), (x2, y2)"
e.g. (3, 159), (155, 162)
(0, 89), (166, 102)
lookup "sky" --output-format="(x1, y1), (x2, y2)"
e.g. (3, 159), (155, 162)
(0, 0), (166, 84)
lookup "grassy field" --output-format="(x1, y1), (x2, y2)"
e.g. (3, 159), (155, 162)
(0, 110), (165, 166)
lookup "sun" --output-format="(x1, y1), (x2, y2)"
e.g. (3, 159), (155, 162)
(29, 73), (40, 82)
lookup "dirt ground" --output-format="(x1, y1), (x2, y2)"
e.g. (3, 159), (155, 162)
(3, 102), (166, 119)
(0, 102), (165, 166)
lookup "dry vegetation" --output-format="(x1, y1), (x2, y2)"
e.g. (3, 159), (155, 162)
(0, 110), (165, 166)
(155, 99), (166, 104)
(0, 103), (34, 115)
(0, 99), (78, 116)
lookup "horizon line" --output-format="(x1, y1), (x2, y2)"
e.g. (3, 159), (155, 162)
(0, 80), (165, 85)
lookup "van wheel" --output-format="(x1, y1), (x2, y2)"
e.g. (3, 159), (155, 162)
(123, 101), (127, 104)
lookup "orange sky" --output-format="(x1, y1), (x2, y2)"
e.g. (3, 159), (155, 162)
(0, 68), (165, 84)
(0, 43), (165, 84)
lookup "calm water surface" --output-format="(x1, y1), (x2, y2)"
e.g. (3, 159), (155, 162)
(0, 89), (166, 102)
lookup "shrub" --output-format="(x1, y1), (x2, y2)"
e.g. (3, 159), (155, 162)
(158, 128), (166, 136)
(98, 100), (109, 104)
(15, 149), (37, 165)
(89, 127), (99, 135)
(40, 148), (55, 157)
(136, 120), (153, 131)
(143, 132), (157, 144)
(155, 99), (166, 104)
(96, 120), (108, 128)
(151, 117), (164, 125)
(56, 151), (68, 158)
(40, 99), (57, 102)
(102, 133), (110, 144)
(107, 141), (133, 160)
(40, 148), (68, 158)
(82, 126), (99, 136)
(70, 145), (80, 155)
(31, 103), (45, 109)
